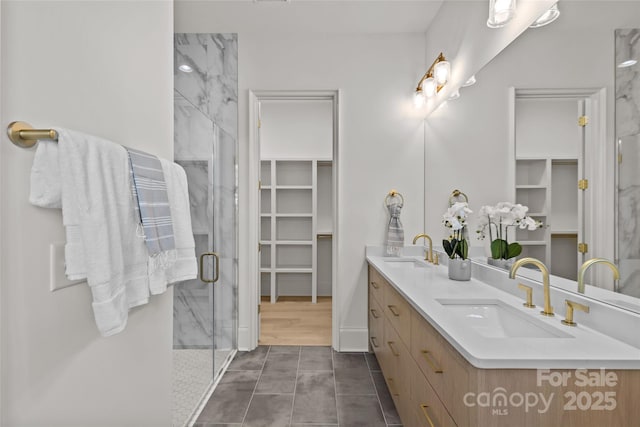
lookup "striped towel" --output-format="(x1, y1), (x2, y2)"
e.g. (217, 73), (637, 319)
(125, 147), (176, 255)
(385, 200), (404, 256)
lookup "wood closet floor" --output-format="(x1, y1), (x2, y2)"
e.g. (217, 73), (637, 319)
(259, 296), (332, 346)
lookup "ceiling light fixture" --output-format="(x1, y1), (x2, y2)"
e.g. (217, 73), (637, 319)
(487, 0), (517, 28)
(529, 3), (560, 28)
(414, 52), (450, 108)
(178, 64), (193, 73)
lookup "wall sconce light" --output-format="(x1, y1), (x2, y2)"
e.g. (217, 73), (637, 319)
(529, 3), (560, 28)
(487, 0), (517, 28)
(414, 52), (450, 107)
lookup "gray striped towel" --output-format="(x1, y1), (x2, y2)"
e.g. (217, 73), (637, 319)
(386, 200), (404, 256)
(125, 147), (176, 255)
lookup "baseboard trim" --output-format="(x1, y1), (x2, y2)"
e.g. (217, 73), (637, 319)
(237, 326), (253, 351)
(338, 328), (368, 352)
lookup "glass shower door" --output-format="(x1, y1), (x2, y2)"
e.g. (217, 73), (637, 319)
(173, 91), (238, 425)
(210, 123), (238, 379)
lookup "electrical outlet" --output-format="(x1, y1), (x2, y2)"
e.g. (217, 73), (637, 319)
(49, 242), (85, 291)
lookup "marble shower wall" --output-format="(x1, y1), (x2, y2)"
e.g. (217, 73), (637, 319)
(616, 29), (640, 298)
(174, 34), (238, 349)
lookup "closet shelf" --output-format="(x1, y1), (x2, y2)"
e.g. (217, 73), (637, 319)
(274, 213), (313, 218)
(275, 185), (313, 190)
(274, 268), (313, 273)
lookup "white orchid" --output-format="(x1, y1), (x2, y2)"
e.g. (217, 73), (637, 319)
(476, 201), (543, 260)
(518, 216), (540, 231)
(442, 202), (472, 259)
(443, 202), (472, 231)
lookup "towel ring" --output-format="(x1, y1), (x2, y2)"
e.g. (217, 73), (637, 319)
(385, 189), (404, 207)
(448, 189), (468, 207)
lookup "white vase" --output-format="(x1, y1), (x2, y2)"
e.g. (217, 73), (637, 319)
(448, 258), (472, 281)
(487, 257), (514, 271)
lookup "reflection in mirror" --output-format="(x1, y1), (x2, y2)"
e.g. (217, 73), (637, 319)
(616, 28), (640, 300)
(424, 1), (640, 313)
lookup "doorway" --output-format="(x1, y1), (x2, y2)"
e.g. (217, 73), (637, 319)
(510, 88), (607, 282)
(251, 92), (338, 347)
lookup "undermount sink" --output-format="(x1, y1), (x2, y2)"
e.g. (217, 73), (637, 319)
(383, 258), (429, 268)
(436, 298), (573, 339)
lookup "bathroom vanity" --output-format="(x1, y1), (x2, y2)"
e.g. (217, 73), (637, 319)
(367, 249), (640, 427)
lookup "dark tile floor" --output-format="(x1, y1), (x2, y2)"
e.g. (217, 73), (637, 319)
(194, 346), (402, 427)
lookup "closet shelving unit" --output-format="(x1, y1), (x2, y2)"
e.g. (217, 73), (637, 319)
(515, 156), (579, 279)
(260, 159), (333, 303)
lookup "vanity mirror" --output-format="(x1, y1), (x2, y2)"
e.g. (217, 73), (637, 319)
(424, 1), (640, 313)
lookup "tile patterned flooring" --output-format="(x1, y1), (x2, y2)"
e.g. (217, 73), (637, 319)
(194, 346), (402, 427)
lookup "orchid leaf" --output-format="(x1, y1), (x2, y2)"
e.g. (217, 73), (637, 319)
(455, 239), (468, 260)
(490, 239), (508, 259)
(442, 239), (454, 258)
(506, 242), (522, 259)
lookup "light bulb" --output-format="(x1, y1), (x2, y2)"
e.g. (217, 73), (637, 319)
(530, 4), (560, 28)
(422, 77), (437, 98)
(433, 61), (451, 85)
(413, 90), (425, 108)
(487, 0), (516, 28)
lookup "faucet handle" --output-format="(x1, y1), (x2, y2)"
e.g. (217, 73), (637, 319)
(517, 284), (535, 308)
(561, 299), (590, 327)
(433, 253), (439, 265)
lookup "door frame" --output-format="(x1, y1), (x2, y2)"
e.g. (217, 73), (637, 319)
(247, 90), (340, 350)
(508, 87), (611, 283)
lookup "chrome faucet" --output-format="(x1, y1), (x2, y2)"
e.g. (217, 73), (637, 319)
(509, 257), (554, 317)
(413, 233), (433, 263)
(577, 258), (620, 294)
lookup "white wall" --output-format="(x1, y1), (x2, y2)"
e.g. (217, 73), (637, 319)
(242, 33), (426, 351)
(261, 99), (333, 159)
(424, 1), (640, 261)
(1, 1), (174, 426)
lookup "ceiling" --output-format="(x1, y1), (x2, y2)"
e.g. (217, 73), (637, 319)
(174, 0), (445, 34)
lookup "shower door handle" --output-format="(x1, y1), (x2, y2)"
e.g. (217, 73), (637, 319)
(199, 252), (220, 283)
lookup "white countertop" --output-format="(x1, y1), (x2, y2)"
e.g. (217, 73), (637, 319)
(366, 251), (640, 369)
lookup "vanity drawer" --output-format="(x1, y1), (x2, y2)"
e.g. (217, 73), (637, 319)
(411, 310), (469, 426)
(411, 366), (457, 427)
(384, 282), (411, 346)
(384, 320), (412, 424)
(368, 293), (384, 355)
(368, 265), (384, 304)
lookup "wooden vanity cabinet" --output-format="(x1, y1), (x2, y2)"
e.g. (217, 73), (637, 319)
(368, 264), (640, 427)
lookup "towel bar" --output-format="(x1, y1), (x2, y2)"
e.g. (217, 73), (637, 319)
(7, 121), (58, 148)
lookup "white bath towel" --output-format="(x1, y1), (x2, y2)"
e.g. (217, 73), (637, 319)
(29, 130), (197, 335)
(57, 129), (150, 335)
(148, 159), (197, 295)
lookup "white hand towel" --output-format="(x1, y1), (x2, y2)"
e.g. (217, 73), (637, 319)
(29, 140), (62, 208)
(28, 138), (86, 279)
(148, 159), (197, 295)
(57, 129), (150, 336)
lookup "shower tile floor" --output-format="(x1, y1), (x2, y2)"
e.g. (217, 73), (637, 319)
(193, 346), (402, 427)
(173, 349), (233, 427)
